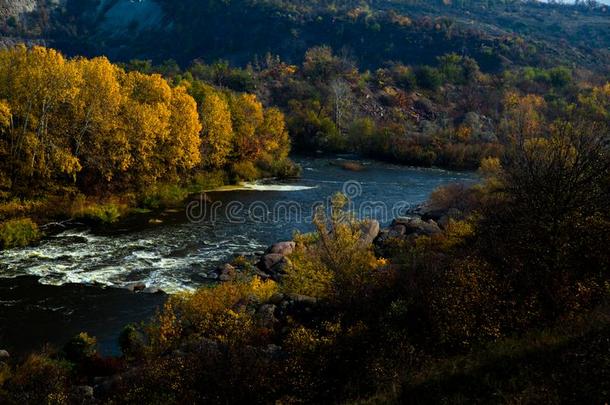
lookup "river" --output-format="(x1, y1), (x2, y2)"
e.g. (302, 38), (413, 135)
(0, 157), (477, 356)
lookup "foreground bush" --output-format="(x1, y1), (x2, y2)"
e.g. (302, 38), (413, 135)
(284, 193), (387, 305)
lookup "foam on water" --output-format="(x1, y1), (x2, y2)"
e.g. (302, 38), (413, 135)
(240, 182), (318, 192)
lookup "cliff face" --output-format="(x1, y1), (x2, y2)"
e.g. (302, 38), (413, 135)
(97, 0), (163, 34)
(0, 0), (164, 50)
(0, 0), (38, 20)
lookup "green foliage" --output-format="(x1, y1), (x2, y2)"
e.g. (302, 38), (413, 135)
(70, 196), (127, 224)
(30, 0), (610, 76)
(119, 324), (146, 358)
(140, 183), (189, 209)
(188, 170), (228, 192)
(415, 66), (443, 90)
(0, 218), (40, 249)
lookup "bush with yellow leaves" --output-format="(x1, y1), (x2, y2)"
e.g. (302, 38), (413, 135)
(283, 193), (387, 305)
(147, 277), (278, 353)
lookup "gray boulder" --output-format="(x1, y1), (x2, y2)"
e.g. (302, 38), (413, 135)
(256, 304), (278, 328)
(259, 253), (289, 274)
(360, 219), (381, 245)
(216, 263), (236, 282)
(143, 287), (163, 294)
(125, 282), (146, 292)
(392, 217), (441, 236)
(266, 241), (296, 256)
(287, 293), (318, 306)
(0, 350), (9, 362)
(389, 224), (407, 237)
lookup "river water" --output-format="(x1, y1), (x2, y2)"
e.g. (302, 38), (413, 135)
(0, 157), (477, 355)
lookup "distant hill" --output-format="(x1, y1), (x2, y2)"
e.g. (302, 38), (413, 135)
(0, 0), (608, 72)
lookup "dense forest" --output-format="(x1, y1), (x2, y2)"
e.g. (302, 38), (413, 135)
(0, 0), (609, 403)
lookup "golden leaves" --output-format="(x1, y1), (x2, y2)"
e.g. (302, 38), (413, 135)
(200, 90), (233, 168)
(0, 46), (203, 189)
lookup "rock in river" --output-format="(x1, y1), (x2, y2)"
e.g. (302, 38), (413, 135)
(360, 219), (381, 245)
(0, 350), (10, 362)
(266, 241), (296, 256)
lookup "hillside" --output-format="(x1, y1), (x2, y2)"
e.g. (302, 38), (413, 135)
(0, 0), (608, 72)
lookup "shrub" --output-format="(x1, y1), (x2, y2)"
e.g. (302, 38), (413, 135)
(284, 194), (386, 305)
(63, 332), (97, 362)
(427, 256), (503, 348)
(119, 324), (146, 358)
(415, 66), (442, 90)
(140, 183), (190, 209)
(3, 352), (72, 404)
(70, 196), (127, 224)
(0, 199), (45, 221)
(231, 161), (260, 182)
(427, 183), (479, 215)
(0, 218), (40, 249)
(189, 170), (228, 192)
(256, 156), (302, 179)
(147, 277), (278, 353)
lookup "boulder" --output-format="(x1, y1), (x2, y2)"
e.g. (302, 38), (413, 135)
(392, 217), (441, 236)
(253, 269), (271, 280)
(360, 219), (380, 245)
(259, 253), (289, 274)
(287, 293), (318, 306)
(74, 385), (94, 399)
(143, 287), (163, 294)
(269, 293), (286, 305)
(389, 224), (407, 237)
(216, 264), (236, 282)
(125, 282), (146, 292)
(405, 204), (444, 221)
(256, 304), (277, 328)
(0, 350), (9, 361)
(266, 241), (296, 256)
(437, 215), (451, 229)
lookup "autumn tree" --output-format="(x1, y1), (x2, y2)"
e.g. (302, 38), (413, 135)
(0, 45), (81, 187)
(199, 89), (233, 168)
(0, 46), (203, 195)
(228, 93), (265, 160)
(71, 56), (126, 182)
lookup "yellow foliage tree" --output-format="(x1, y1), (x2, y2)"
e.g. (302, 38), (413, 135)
(229, 93), (265, 160)
(0, 45), (204, 193)
(258, 107), (290, 159)
(501, 92), (546, 141)
(200, 90), (233, 168)
(166, 85), (202, 174)
(72, 56), (127, 181)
